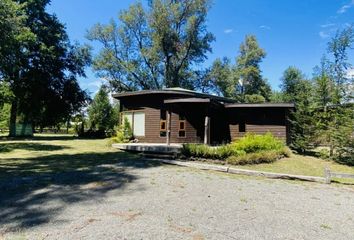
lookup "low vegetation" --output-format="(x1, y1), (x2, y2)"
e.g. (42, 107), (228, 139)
(182, 133), (291, 165)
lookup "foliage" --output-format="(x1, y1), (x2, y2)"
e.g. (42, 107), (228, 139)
(110, 119), (133, 143)
(87, 0), (214, 91)
(231, 133), (285, 153)
(269, 91), (286, 103)
(0, 103), (11, 130)
(88, 86), (118, 132)
(327, 25), (354, 103)
(280, 66), (306, 102)
(279, 67), (316, 153)
(181, 143), (245, 160)
(182, 133), (290, 165)
(203, 35), (271, 101)
(235, 35), (272, 101)
(226, 150), (284, 165)
(244, 94), (266, 103)
(0, 0), (91, 136)
(205, 57), (236, 97)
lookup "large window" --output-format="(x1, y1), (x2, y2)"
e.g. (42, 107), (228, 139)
(122, 111), (145, 137)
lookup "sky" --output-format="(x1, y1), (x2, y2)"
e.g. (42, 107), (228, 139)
(47, 0), (354, 95)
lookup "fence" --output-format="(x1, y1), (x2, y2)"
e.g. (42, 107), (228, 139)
(324, 167), (354, 184)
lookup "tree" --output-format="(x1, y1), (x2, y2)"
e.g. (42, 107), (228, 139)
(280, 66), (306, 102)
(87, 0), (214, 92)
(280, 67), (316, 152)
(327, 25), (354, 103)
(235, 35), (271, 101)
(287, 80), (316, 153)
(1, 0), (91, 136)
(312, 26), (354, 161)
(88, 86), (117, 132)
(205, 57), (235, 97)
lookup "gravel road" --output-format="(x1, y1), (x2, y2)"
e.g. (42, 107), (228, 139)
(1, 161), (354, 240)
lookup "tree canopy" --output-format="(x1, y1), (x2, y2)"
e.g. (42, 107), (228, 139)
(0, 0), (91, 135)
(87, 0), (214, 92)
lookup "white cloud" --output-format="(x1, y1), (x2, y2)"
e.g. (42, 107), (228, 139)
(224, 29), (233, 34)
(87, 80), (103, 88)
(319, 31), (330, 39)
(259, 25), (271, 30)
(337, 0), (354, 14)
(320, 23), (335, 28)
(347, 68), (354, 78)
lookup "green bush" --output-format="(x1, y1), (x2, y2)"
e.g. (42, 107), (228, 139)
(181, 144), (245, 160)
(226, 148), (291, 165)
(181, 133), (291, 165)
(110, 118), (133, 144)
(231, 132), (285, 153)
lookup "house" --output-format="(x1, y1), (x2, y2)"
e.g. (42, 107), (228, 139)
(112, 88), (294, 145)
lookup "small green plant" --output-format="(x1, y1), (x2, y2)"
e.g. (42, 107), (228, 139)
(231, 132), (285, 153)
(110, 117), (133, 143)
(181, 144), (244, 160)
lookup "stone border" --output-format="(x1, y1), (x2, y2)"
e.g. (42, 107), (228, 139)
(145, 158), (328, 184)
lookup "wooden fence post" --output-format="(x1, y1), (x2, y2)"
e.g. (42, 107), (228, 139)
(324, 167), (331, 184)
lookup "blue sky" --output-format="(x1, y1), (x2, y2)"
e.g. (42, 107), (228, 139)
(47, 0), (354, 95)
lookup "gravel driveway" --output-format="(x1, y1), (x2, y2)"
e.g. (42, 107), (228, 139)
(1, 160), (354, 240)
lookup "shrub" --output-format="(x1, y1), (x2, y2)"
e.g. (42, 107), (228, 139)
(181, 133), (290, 165)
(231, 132), (284, 153)
(181, 144), (244, 160)
(110, 118), (133, 143)
(226, 148), (291, 165)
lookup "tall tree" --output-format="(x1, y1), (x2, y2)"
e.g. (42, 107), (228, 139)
(280, 67), (316, 152)
(327, 25), (354, 103)
(235, 35), (271, 101)
(2, 0), (91, 136)
(280, 66), (306, 102)
(205, 57), (235, 97)
(88, 86), (117, 132)
(87, 0), (214, 92)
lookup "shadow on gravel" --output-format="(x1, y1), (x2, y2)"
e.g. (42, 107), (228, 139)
(0, 151), (161, 231)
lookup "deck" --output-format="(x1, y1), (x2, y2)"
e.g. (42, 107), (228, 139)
(112, 143), (182, 154)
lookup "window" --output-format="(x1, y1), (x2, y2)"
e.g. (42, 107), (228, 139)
(122, 111), (145, 137)
(178, 114), (186, 138)
(160, 110), (167, 137)
(133, 112), (145, 136)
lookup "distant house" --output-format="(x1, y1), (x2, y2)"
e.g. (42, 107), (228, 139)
(112, 88), (294, 145)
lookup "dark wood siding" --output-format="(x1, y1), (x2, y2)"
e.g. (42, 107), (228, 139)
(227, 108), (289, 143)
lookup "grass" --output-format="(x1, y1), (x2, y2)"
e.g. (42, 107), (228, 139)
(237, 153), (354, 184)
(0, 134), (140, 180)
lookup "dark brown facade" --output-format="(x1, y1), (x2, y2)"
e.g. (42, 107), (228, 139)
(113, 88), (294, 145)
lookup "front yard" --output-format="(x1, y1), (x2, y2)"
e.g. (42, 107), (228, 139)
(1, 135), (354, 239)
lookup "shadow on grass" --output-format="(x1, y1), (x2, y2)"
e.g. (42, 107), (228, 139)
(0, 151), (162, 231)
(0, 142), (70, 153)
(0, 135), (77, 142)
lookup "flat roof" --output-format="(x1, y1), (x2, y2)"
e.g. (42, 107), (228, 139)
(225, 103), (295, 108)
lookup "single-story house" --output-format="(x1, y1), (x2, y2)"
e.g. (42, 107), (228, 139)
(112, 88), (294, 145)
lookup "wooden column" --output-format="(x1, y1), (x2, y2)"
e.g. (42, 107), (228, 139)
(166, 110), (171, 145)
(204, 116), (210, 145)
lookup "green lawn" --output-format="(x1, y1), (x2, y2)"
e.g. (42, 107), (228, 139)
(237, 154), (354, 184)
(0, 134), (139, 180)
(1, 135), (353, 185)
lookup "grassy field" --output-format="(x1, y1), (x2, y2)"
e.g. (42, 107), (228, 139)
(1, 134), (353, 184)
(0, 134), (139, 180)
(238, 154), (354, 184)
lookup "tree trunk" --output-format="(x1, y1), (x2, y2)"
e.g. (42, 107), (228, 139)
(9, 99), (18, 137)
